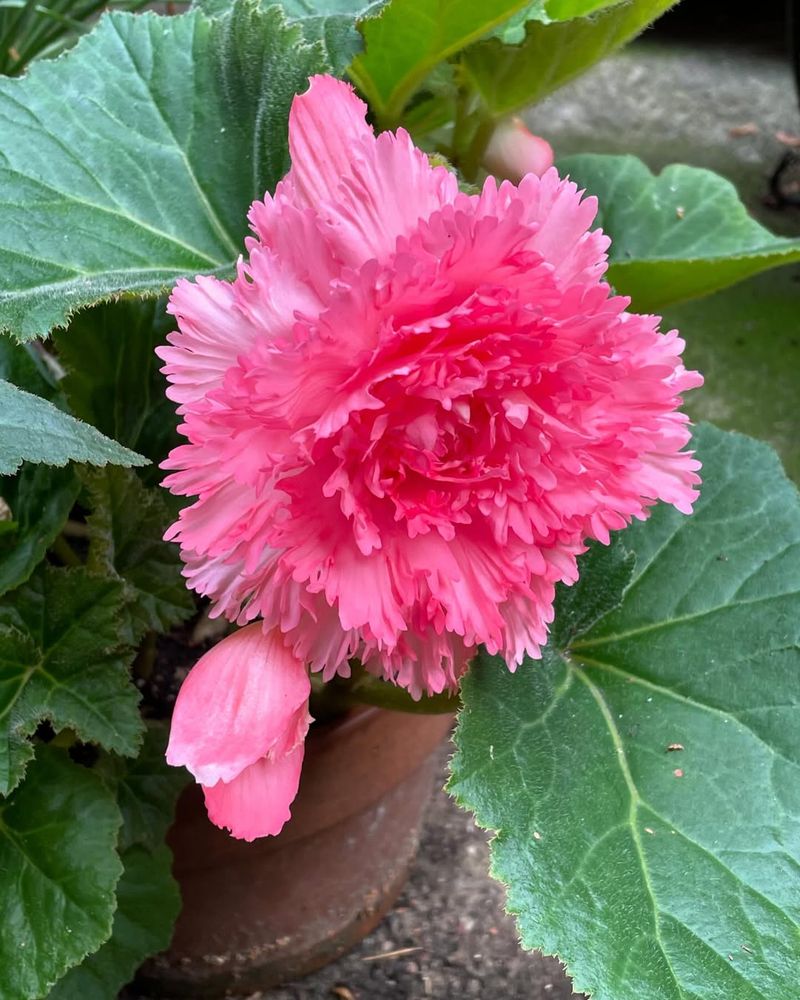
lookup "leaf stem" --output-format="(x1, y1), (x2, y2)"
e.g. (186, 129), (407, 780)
(460, 117), (496, 184)
(134, 631), (158, 681)
(50, 533), (81, 567)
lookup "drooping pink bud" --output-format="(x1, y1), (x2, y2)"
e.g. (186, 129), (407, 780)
(483, 116), (554, 182)
(167, 624), (311, 841)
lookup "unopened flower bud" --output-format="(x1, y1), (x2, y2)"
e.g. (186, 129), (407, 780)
(483, 117), (554, 182)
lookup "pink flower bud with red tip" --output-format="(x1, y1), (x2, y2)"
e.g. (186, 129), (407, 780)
(483, 117), (554, 182)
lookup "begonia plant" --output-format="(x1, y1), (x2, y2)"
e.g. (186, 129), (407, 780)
(0, 2), (798, 999)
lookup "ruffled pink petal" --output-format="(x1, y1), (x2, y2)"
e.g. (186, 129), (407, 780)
(286, 75), (459, 267)
(287, 75), (373, 209)
(203, 742), (305, 842)
(157, 275), (261, 408)
(166, 624), (310, 786)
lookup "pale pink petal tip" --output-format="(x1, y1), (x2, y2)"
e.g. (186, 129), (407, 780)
(203, 744), (305, 842)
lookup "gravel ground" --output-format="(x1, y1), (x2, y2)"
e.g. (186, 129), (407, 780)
(259, 748), (582, 1000)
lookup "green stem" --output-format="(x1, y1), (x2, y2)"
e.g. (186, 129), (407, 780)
(460, 116), (497, 184)
(62, 519), (89, 539)
(50, 533), (80, 567)
(134, 631), (158, 681)
(349, 673), (460, 714)
(309, 665), (459, 721)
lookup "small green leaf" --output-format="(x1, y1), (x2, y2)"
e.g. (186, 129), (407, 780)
(0, 747), (123, 1000)
(450, 424), (800, 1000)
(491, 1), (628, 43)
(350, 0), (530, 122)
(0, 0), (328, 340)
(560, 154), (800, 309)
(0, 464), (80, 596)
(47, 727), (187, 1000)
(0, 380), (147, 475)
(54, 298), (179, 469)
(0, 564), (143, 794)
(462, 0), (677, 118)
(84, 466), (194, 642)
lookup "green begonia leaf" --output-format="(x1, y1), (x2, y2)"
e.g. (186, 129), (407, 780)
(0, 464), (80, 597)
(0, 336), (58, 399)
(85, 467), (194, 642)
(559, 154), (800, 309)
(0, 0), (329, 340)
(47, 844), (180, 1000)
(0, 380), (147, 475)
(462, 0), (677, 118)
(492, 1), (629, 43)
(110, 723), (189, 853)
(450, 424), (800, 1000)
(47, 727), (187, 1000)
(0, 748), (123, 1000)
(350, 0), (530, 123)
(0, 565), (143, 794)
(673, 268), (800, 484)
(199, 0), (386, 72)
(54, 298), (179, 470)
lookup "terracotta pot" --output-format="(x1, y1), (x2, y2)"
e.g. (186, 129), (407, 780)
(135, 707), (453, 998)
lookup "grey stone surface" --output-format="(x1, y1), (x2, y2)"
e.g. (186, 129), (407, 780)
(256, 748), (582, 1000)
(528, 36), (800, 234)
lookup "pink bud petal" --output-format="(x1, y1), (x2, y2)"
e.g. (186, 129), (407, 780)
(483, 117), (555, 182)
(166, 624), (310, 786)
(203, 742), (305, 841)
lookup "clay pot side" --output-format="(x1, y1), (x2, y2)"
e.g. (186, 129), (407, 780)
(136, 706), (454, 998)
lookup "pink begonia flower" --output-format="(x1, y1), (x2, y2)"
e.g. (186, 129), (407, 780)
(483, 117), (555, 182)
(159, 74), (702, 702)
(166, 624), (311, 841)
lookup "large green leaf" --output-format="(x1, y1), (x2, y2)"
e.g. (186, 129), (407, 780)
(450, 424), (800, 1000)
(48, 727), (187, 1000)
(560, 154), (800, 310)
(350, 0), (530, 123)
(54, 298), (178, 469)
(462, 0), (677, 118)
(0, 747), (123, 1000)
(199, 0), (386, 72)
(0, 380), (147, 475)
(0, 0), (329, 340)
(0, 565), (143, 794)
(85, 466), (194, 642)
(0, 464), (80, 597)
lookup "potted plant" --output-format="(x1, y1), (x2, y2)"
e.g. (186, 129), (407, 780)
(0, 2), (798, 1000)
